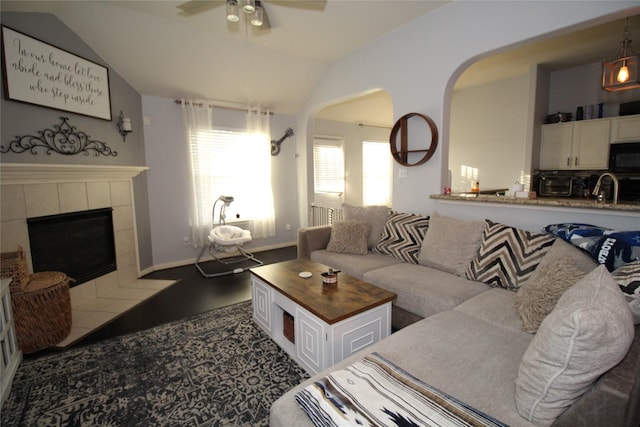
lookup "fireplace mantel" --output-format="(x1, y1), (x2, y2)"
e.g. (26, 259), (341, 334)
(0, 163), (148, 185)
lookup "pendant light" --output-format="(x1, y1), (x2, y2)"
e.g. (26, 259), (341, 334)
(602, 18), (640, 92)
(241, 0), (255, 13)
(226, 0), (239, 22)
(251, 0), (264, 27)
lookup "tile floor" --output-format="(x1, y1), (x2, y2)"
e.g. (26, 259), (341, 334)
(54, 278), (177, 348)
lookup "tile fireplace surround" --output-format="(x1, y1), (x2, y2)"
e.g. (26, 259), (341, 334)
(0, 163), (176, 347)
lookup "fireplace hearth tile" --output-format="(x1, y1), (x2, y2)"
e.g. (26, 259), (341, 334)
(87, 182), (112, 209)
(24, 183), (60, 218)
(1, 185), (26, 221)
(59, 182), (89, 213)
(53, 279), (177, 348)
(76, 297), (126, 312)
(73, 311), (120, 330)
(57, 327), (94, 347)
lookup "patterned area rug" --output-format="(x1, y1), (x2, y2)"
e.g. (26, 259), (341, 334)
(1, 301), (309, 426)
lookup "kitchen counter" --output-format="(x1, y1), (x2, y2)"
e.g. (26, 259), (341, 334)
(430, 194), (640, 213)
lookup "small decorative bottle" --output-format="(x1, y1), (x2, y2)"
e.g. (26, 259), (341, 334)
(471, 181), (479, 196)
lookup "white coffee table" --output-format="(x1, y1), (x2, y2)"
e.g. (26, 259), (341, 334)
(250, 259), (397, 375)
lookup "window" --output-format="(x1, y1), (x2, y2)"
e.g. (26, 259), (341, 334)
(189, 128), (273, 226)
(362, 140), (391, 205)
(313, 137), (344, 193)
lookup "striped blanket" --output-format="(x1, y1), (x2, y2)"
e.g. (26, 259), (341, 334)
(295, 353), (507, 427)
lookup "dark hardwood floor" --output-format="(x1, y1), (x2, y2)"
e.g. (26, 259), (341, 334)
(72, 245), (297, 348)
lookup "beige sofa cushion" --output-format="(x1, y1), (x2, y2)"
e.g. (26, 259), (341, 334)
(271, 310), (537, 427)
(418, 212), (484, 276)
(310, 250), (401, 280)
(342, 203), (389, 248)
(363, 263), (491, 318)
(515, 265), (635, 426)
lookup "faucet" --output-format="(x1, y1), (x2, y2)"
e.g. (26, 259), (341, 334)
(592, 172), (619, 204)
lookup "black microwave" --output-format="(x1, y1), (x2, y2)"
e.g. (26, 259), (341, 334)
(609, 142), (640, 173)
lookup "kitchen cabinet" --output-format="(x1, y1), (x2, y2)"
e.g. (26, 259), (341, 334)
(611, 115), (640, 142)
(540, 118), (610, 170)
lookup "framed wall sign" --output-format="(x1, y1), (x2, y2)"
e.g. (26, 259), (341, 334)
(1, 25), (112, 120)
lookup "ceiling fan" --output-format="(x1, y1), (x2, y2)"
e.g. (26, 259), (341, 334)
(177, 0), (326, 30)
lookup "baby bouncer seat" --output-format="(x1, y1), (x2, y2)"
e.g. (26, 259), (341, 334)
(195, 195), (263, 278)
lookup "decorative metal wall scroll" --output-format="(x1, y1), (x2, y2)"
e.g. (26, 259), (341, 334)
(1, 117), (117, 157)
(271, 127), (294, 156)
(389, 112), (438, 166)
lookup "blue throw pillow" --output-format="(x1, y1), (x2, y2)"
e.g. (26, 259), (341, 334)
(543, 223), (640, 272)
(591, 231), (640, 271)
(543, 223), (609, 256)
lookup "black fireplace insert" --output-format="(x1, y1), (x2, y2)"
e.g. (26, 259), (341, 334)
(27, 208), (117, 287)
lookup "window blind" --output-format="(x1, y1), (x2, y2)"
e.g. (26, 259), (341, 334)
(313, 137), (345, 193)
(189, 128), (271, 223)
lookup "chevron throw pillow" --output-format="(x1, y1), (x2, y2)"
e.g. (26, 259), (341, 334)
(466, 220), (556, 291)
(613, 259), (640, 298)
(372, 212), (430, 264)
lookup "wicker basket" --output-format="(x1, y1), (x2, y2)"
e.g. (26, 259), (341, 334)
(0, 246), (29, 290)
(283, 311), (295, 344)
(11, 271), (72, 354)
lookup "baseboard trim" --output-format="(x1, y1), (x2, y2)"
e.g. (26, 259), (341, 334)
(140, 241), (297, 275)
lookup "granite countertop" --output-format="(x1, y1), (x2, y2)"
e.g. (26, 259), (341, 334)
(430, 194), (640, 213)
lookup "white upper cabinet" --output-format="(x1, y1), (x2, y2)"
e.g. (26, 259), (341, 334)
(572, 119), (610, 169)
(611, 115), (640, 142)
(540, 122), (573, 169)
(540, 118), (611, 170)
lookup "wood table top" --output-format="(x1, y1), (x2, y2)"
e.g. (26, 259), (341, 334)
(250, 259), (397, 324)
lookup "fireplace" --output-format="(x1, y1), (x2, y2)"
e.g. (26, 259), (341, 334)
(27, 208), (117, 287)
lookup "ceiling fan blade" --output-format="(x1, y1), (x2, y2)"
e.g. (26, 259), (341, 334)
(176, 0), (223, 16)
(267, 0), (326, 11)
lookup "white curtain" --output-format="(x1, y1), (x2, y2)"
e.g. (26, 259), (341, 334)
(182, 99), (215, 247)
(246, 106), (276, 239)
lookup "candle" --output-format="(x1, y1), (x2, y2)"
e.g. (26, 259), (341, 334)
(121, 118), (132, 132)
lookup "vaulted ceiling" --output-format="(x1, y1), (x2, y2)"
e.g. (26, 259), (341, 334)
(1, 0), (448, 117)
(1, 1), (637, 126)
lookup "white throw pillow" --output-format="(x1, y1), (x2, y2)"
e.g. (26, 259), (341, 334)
(515, 265), (634, 425)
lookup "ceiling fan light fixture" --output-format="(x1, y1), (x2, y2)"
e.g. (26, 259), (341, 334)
(251, 1), (264, 27)
(226, 0), (240, 22)
(242, 0), (256, 14)
(602, 17), (640, 92)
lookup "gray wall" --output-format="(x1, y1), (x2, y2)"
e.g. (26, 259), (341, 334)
(0, 12), (153, 269)
(548, 61), (640, 118)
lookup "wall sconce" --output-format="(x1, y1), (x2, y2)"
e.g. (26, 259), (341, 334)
(117, 110), (132, 142)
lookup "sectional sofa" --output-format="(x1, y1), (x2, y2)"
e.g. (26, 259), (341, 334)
(270, 205), (640, 427)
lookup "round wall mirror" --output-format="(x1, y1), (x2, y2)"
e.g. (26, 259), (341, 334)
(389, 112), (438, 166)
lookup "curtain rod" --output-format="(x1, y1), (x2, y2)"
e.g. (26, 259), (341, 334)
(357, 122), (391, 130)
(174, 99), (273, 115)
